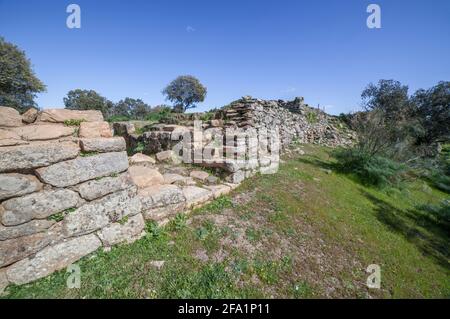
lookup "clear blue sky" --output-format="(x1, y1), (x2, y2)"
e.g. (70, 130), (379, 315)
(1, 0), (449, 114)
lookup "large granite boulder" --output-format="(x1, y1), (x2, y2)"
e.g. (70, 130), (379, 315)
(0, 142), (80, 173)
(139, 184), (185, 210)
(97, 213), (145, 247)
(73, 172), (134, 201)
(0, 173), (43, 201)
(62, 188), (141, 237)
(78, 121), (112, 138)
(0, 232), (56, 268)
(5, 234), (102, 285)
(0, 107), (22, 127)
(0, 129), (27, 147)
(79, 137), (126, 153)
(36, 151), (129, 187)
(128, 166), (164, 189)
(0, 189), (83, 226)
(21, 108), (38, 124)
(0, 220), (55, 241)
(12, 125), (75, 141)
(37, 109), (103, 123)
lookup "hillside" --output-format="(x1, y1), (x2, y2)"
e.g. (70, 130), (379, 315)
(4, 143), (448, 299)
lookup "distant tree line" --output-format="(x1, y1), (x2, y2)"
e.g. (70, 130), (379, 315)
(0, 37), (207, 117)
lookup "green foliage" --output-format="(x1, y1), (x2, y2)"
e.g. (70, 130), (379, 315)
(0, 37), (46, 113)
(145, 106), (172, 122)
(118, 216), (129, 225)
(199, 112), (214, 122)
(333, 148), (406, 188)
(107, 115), (130, 123)
(63, 118), (85, 126)
(306, 111), (318, 124)
(145, 221), (165, 239)
(132, 142), (145, 153)
(113, 97), (151, 120)
(47, 208), (76, 222)
(412, 81), (450, 145)
(171, 213), (187, 231)
(64, 89), (113, 117)
(79, 151), (99, 157)
(162, 75), (207, 112)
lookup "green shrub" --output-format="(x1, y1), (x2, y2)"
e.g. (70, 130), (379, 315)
(306, 111), (318, 124)
(333, 148), (406, 188)
(63, 118), (85, 126)
(145, 108), (172, 122)
(107, 115), (130, 123)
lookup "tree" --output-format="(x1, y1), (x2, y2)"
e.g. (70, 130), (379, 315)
(412, 81), (450, 145)
(0, 37), (46, 113)
(115, 97), (151, 120)
(64, 89), (113, 117)
(162, 75), (207, 112)
(358, 79), (420, 160)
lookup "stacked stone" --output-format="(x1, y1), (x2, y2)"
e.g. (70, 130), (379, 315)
(223, 96), (356, 149)
(0, 106), (146, 292)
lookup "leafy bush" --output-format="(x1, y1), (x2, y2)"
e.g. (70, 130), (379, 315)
(63, 118), (85, 126)
(306, 111), (318, 124)
(107, 115), (130, 123)
(333, 148), (406, 188)
(145, 107), (172, 122)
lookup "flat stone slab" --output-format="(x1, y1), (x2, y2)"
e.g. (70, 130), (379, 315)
(143, 202), (185, 222)
(0, 219), (55, 241)
(12, 124), (75, 141)
(0, 107), (22, 127)
(36, 151), (129, 187)
(139, 184), (185, 210)
(73, 172), (134, 201)
(79, 137), (126, 153)
(97, 213), (145, 247)
(78, 121), (113, 138)
(0, 142), (80, 173)
(129, 153), (156, 166)
(128, 166), (164, 189)
(6, 234), (102, 285)
(204, 184), (232, 199)
(163, 173), (185, 184)
(182, 186), (213, 208)
(0, 173), (43, 201)
(37, 109), (104, 123)
(0, 189), (83, 226)
(0, 232), (56, 268)
(0, 129), (28, 147)
(190, 170), (210, 182)
(62, 187), (141, 237)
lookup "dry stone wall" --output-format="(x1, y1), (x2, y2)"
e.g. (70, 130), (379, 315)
(0, 106), (147, 292)
(0, 97), (356, 292)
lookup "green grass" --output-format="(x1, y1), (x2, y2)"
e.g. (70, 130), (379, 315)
(3, 144), (449, 299)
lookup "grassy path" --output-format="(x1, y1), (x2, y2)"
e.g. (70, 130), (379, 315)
(3, 144), (449, 298)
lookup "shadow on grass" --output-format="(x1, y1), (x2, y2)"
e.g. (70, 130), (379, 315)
(363, 191), (449, 269)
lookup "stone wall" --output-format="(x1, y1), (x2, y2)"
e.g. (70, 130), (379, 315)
(0, 97), (356, 292)
(0, 106), (144, 291)
(221, 96), (355, 148)
(0, 106), (239, 293)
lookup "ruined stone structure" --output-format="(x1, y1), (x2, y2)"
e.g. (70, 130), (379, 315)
(0, 97), (355, 293)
